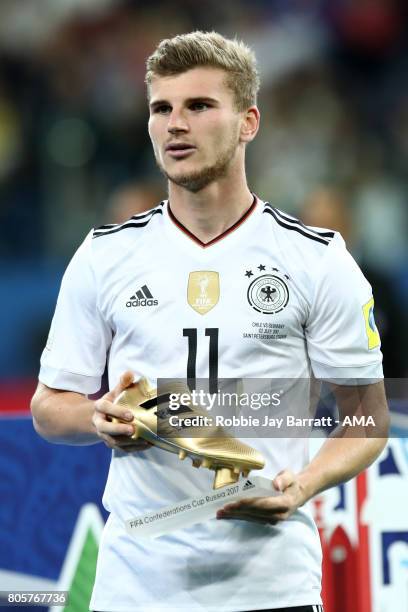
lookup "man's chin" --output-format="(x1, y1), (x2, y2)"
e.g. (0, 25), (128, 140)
(157, 144), (237, 193)
(163, 168), (214, 193)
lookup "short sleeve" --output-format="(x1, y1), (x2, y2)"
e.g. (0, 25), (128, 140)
(39, 231), (112, 394)
(306, 234), (383, 382)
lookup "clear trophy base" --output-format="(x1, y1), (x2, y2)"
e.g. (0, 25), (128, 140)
(125, 476), (278, 539)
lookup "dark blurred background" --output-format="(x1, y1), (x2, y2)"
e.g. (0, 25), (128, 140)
(1, 0), (407, 385)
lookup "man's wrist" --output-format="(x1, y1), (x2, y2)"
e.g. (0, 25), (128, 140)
(296, 469), (321, 504)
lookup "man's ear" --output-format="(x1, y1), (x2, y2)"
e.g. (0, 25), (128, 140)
(240, 106), (260, 143)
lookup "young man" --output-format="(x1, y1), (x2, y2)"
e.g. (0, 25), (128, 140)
(31, 32), (388, 612)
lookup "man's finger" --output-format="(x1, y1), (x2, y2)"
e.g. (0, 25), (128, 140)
(220, 500), (289, 518)
(100, 433), (151, 451)
(94, 398), (134, 422)
(273, 469), (295, 492)
(103, 371), (136, 403)
(93, 411), (134, 437)
(118, 371), (136, 391)
(111, 435), (151, 447)
(120, 442), (152, 453)
(221, 496), (287, 513)
(97, 419), (135, 437)
(216, 510), (278, 525)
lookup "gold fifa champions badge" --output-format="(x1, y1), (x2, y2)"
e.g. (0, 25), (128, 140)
(187, 271), (220, 315)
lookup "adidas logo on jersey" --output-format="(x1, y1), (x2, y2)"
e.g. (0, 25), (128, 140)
(243, 479), (256, 491)
(126, 285), (158, 308)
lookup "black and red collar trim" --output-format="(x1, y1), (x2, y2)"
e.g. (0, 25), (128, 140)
(167, 196), (257, 248)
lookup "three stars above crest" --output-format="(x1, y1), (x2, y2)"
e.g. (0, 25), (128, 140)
(244, 265), (290, 280)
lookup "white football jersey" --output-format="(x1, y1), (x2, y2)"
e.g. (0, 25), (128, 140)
(39, 197), (383, 612)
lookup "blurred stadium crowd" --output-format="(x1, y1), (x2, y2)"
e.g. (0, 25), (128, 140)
(0, 0), (407, 382)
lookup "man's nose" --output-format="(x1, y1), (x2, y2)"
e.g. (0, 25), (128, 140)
(167, 109), (189, 133)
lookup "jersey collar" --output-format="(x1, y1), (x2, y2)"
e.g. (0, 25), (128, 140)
(166, 195), (258, 249)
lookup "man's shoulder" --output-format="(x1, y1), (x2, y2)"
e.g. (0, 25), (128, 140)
(92, 202), (165, 243)
(260, 201), (344, 267)
(262, 201), (336, 249)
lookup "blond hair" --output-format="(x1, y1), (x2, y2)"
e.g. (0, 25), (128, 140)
(145, 31), (260, 111)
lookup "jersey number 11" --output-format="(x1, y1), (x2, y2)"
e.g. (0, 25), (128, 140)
(183, 328), (219, 394)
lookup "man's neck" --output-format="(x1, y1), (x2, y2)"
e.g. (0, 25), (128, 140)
(167, 174), (254, 244)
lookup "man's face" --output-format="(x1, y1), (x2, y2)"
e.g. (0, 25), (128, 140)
(148, 67), (243, 193)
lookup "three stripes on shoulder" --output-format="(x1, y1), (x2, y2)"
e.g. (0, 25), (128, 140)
(263, 203), (334, 246)
(93, 203), (164, 239)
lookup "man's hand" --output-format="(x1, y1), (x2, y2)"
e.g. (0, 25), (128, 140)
(216, 470), (307, 525)
(93, 371), (152, 453)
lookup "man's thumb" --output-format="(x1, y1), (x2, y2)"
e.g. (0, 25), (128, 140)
(273, 469), (294, 493)
(118, 371), (135, 391)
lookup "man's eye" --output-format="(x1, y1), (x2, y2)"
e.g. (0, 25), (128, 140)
(191, 102), (209, 111)
(154, 105), (171, 114)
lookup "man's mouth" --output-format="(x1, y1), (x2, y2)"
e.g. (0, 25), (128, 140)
(165, 143), (196, 158)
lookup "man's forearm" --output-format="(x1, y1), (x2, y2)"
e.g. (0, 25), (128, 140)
(297, 435), (387, 502)
(297, 381), (389, 502)
(31, 385), (100, 445)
